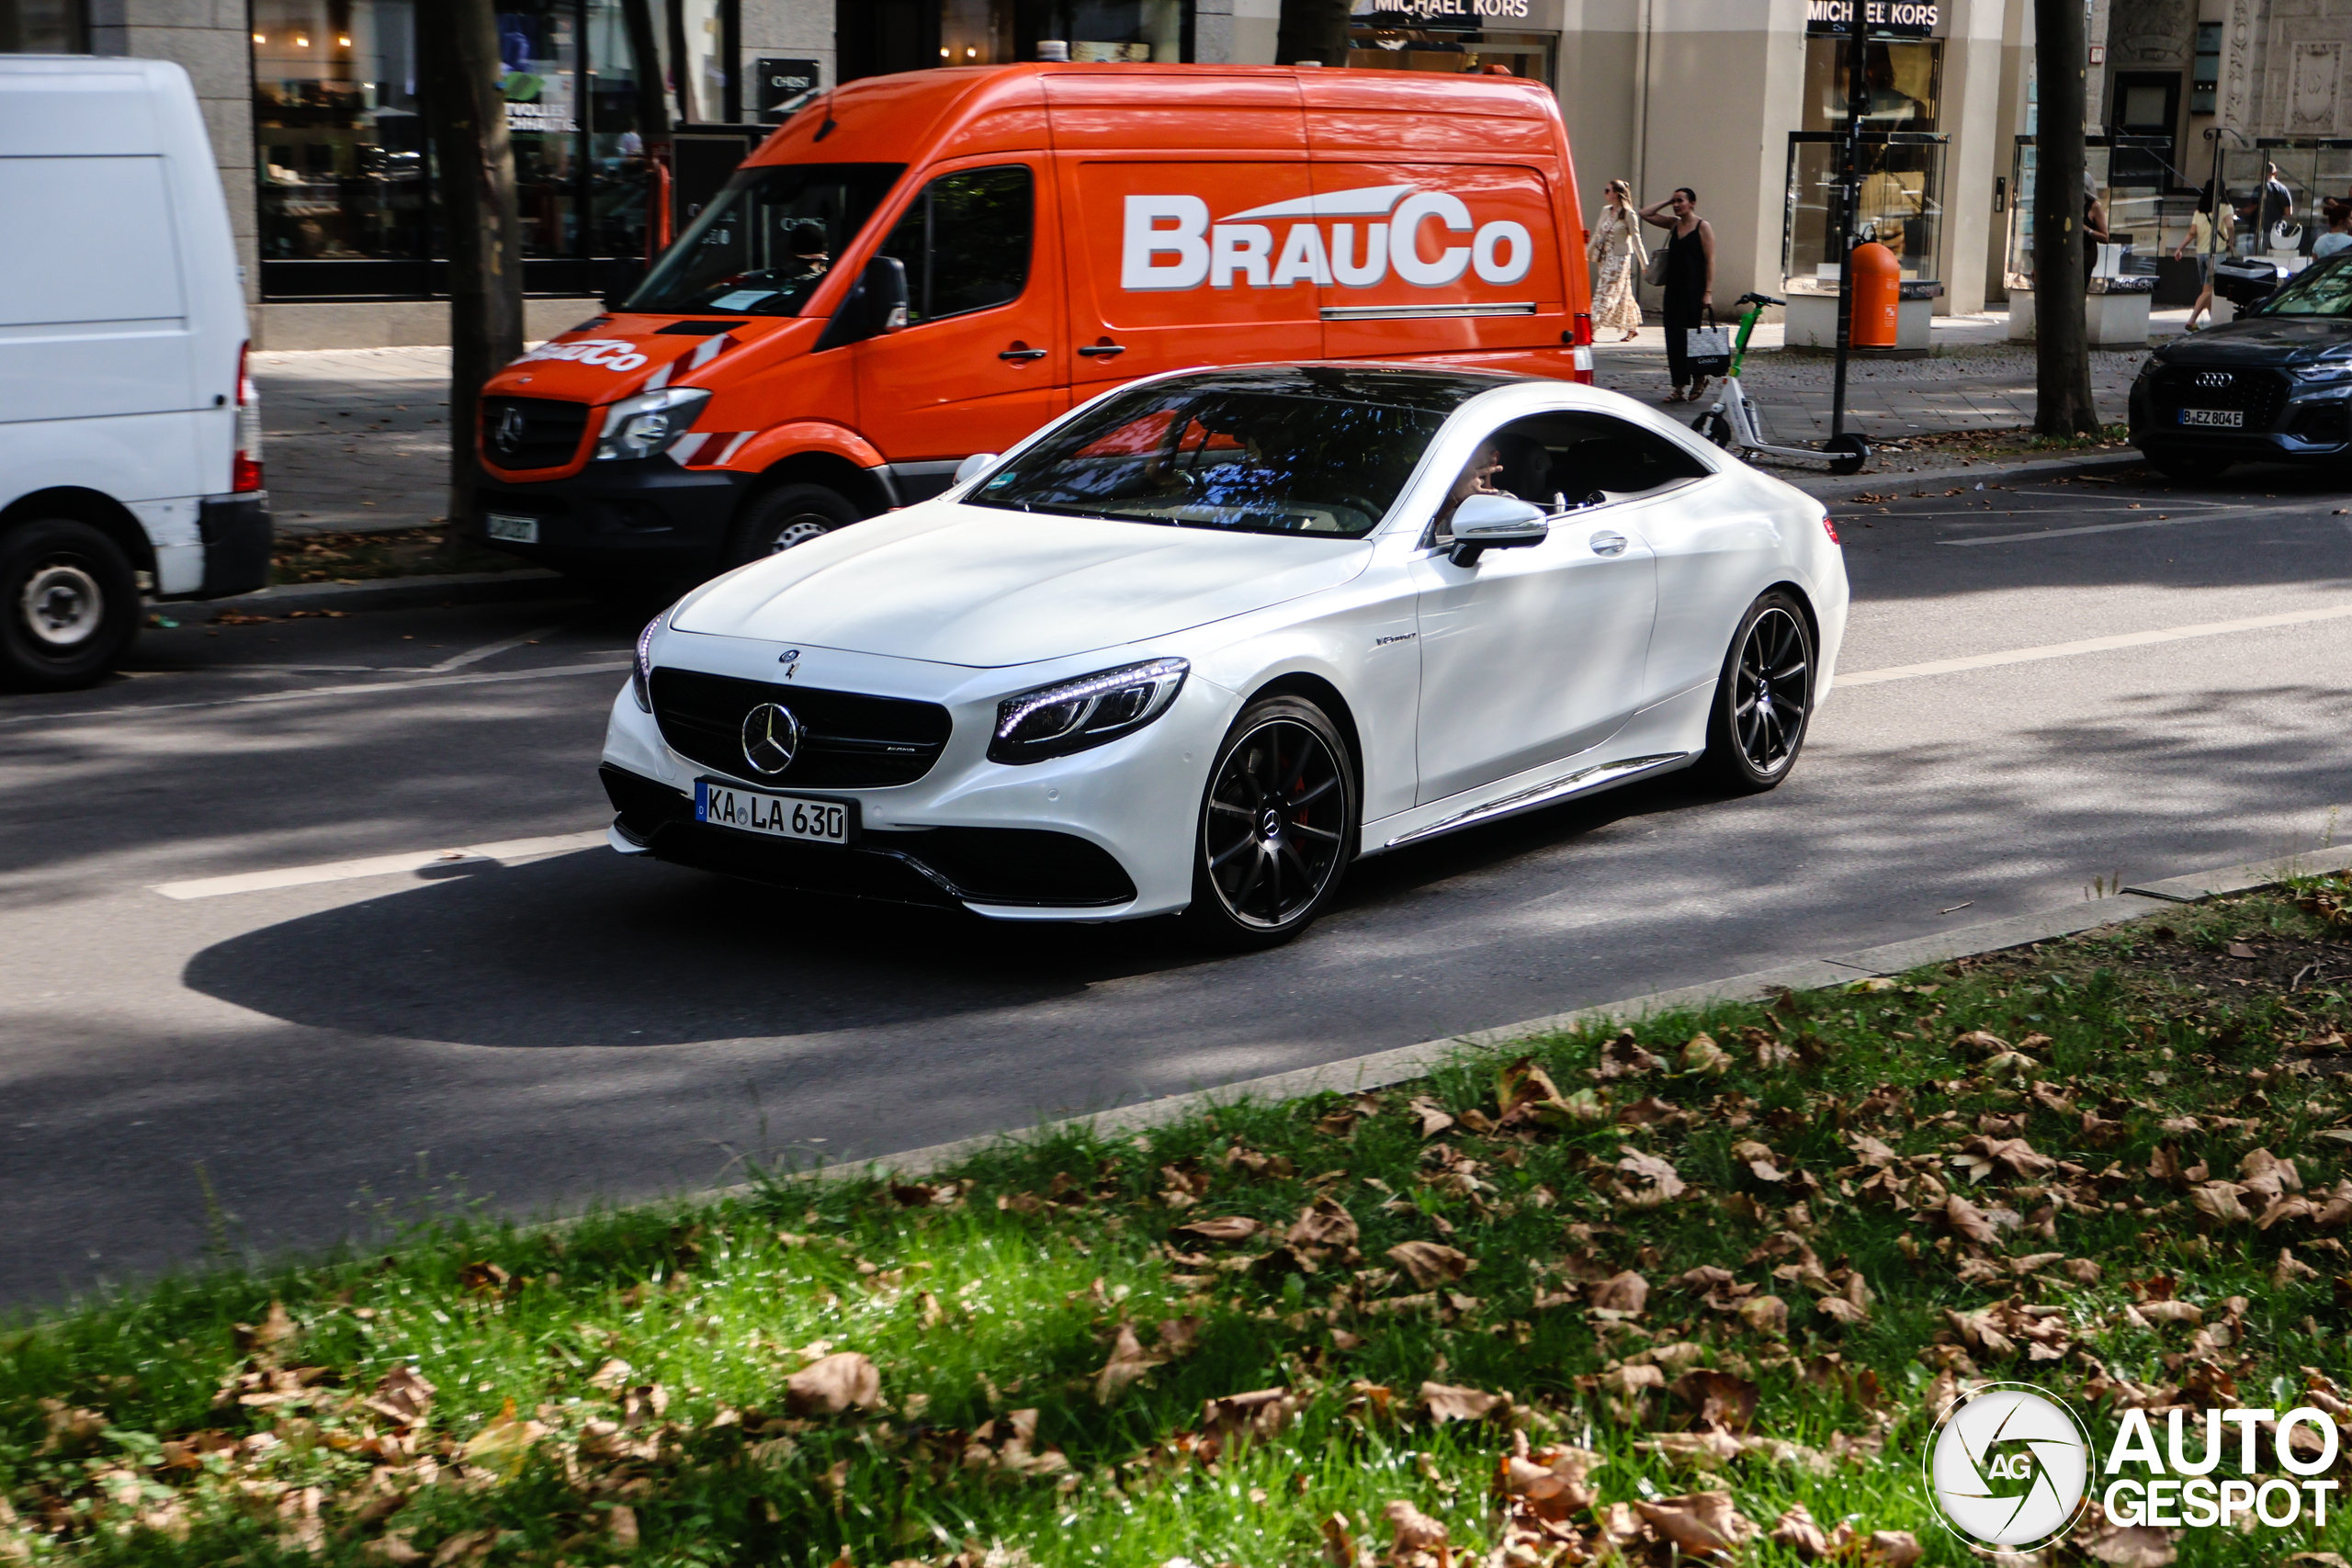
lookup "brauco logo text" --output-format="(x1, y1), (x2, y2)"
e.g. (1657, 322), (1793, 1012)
(1122, 185), (1535, 292)
(2099, 1404), (2343, 1529)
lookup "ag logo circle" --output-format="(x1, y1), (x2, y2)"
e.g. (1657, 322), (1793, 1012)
(1924, 1382), (2094, 1552)
(741, 702), (802, 776)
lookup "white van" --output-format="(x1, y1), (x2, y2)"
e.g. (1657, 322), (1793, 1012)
(0, 54), (267, 690)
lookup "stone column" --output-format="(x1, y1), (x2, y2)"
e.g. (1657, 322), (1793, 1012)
(1939, 0), (2012, 311)
(739, 0), (834, 115)
(89, 0), (257, 308)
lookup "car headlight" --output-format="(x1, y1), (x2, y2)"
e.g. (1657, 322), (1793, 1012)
(2135, 355), (2161, 382)
(2293, 360), (2352, 385)
(594, 387), (712, 461)
(990, 657), (1189, 765)
(631, 612), (663, 712)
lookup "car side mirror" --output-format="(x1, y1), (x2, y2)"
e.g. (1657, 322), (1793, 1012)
(815, 254), (910, 351)
(1447, 493), (1549, 566)
(953, 452), (999, 487)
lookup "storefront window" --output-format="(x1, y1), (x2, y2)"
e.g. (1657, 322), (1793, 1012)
(1802, 37), (1940, 131)
(1347, 21), (1553, 80)
(1, 0), (86, 51)
(2003, 139), (2177, 288)
(1783, 131), (1947, 288)
(253, 0), (430, 272)
(255, 0), (739, 298)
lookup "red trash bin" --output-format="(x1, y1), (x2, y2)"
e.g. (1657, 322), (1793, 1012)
(1849, 242), (1900, 347)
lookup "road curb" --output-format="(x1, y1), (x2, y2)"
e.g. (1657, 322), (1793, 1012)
(188, 568), (571, 617)
(816, 847), (2331, 1184)
(1784, 450), (2147, 501)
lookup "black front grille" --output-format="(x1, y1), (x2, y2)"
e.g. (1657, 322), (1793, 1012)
(648, 669), (952, 789)
(481, 396), (593, 471)
(597, 765), (1136, 908)
(2150, 367), (2290, 432)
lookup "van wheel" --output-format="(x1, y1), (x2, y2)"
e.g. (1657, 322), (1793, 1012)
(0, 520), (141, 692)
(723, 484), (862, 568)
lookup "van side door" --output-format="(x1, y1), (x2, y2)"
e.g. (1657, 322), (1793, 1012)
(851, 157), (1067, 479)
(1046, 74), (1321, 389)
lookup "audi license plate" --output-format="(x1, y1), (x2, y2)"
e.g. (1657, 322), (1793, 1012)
(695, 780), (854, 844)
(485, 513), (539, 543)
(2178, 409), (2244, 427)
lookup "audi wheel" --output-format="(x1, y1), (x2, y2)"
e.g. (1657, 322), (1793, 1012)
(1181, 696), (1357, 950)
(1701, 590), (1815, 794)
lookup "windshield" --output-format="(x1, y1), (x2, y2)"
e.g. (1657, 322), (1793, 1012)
(2257, 253), (2352, 316)
(966, 371), (1482, 539)
(627, 163), (906, 316)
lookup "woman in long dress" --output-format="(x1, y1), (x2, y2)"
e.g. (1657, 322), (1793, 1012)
(1587, 179), (1645, 341)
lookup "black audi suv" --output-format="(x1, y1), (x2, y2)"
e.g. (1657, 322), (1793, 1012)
(2130, 254), (2352, 479)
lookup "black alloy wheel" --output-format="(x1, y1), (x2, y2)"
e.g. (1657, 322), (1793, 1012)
(1182, 696), (1357, 950)
(1702, 590), (1815, 793)
(722, 482), (862, 569)
(0, 519), (141, 692)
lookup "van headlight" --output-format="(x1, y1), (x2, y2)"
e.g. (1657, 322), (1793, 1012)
(594, 388), (712, 461)
(989, 658), (1189, 764)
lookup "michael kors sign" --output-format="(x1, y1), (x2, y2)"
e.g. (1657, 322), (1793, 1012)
(1805, 0), (1940, 34)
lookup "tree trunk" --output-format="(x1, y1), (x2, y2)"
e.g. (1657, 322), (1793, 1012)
(2032, 0), (2100, 435)
(422, 0), (525, 530)
(1274, 0), (1353, 68)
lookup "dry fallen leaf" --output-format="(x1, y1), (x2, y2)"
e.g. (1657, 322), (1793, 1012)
(1679, 1032), (1733, 1076)
(1385, 1241), (1473, 1290)
(1589, 1269), (1649, 1316)
(1421, 1382), (1510, 1423)
(1093, 1324), (1165, 1404)
(1634, 1491), (1758, 1554)
(1172, 1215), (1262, 1244)
(786, 1352), (881, 1416)
(1382, 1498), (1449, 1557)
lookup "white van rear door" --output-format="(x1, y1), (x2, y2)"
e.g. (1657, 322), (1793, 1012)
(0, 153), (194, 423)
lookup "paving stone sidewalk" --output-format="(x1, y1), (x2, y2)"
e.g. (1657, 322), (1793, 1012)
(254, 308), (2191, 534)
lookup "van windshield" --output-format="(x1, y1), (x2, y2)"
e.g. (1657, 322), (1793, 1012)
(966, 370), (1479, 539)
(626, 163), (906, 317)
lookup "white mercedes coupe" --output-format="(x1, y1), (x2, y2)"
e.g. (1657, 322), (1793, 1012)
(599, 364), (1848, 947)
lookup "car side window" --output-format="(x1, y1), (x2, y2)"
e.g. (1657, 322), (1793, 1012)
(1483, 412), (1711, 508)
(874, 164), (1034, 326)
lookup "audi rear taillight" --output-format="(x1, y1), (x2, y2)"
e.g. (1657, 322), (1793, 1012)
(1569, 312), (1594, 385)
(232, 341), (263, 491)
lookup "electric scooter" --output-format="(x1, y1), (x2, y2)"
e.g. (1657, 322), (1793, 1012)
(1690, 292), (1871, 477)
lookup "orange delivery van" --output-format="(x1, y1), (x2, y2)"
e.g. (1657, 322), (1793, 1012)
(472, 62), (1596, 580)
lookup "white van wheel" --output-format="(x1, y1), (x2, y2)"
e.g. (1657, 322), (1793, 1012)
(0, 520), (141, 691)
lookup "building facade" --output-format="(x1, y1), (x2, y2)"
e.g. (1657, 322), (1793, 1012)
(10, 0), (2305, 348)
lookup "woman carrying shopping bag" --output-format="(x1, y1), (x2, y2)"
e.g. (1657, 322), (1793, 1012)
(1641, 186), (1717, 402)
(1587, 179), (1646, 342)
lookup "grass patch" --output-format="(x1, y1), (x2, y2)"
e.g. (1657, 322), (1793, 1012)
(269, 529), (528, 588)
(6, 885), (2352, 1566)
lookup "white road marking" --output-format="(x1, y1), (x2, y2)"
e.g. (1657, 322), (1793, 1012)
(1939, 514), (2213, 546)
(0, 659), (630, 728)
(1837, 600), (2352, 687)
(153, 829), (608, 900)
(423, 622), (571, 674)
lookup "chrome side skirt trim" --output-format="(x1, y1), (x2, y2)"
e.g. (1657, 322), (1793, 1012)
(1382, 752), (1692, 849)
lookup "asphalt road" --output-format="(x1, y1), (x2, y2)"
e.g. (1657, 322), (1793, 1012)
(6, 462), (2352, 1305)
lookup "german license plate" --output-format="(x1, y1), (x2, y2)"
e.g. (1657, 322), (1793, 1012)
(695, 780), (853, 844)
(485, 513), (539, 543)
(2179, 409), (2244, 427)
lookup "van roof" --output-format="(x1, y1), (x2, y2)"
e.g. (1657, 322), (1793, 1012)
(745, 62), (1560, 171)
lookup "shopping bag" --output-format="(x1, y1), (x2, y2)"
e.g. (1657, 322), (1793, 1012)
(1644, 246), (1669, 287)
(1682, 310), (1732, 376)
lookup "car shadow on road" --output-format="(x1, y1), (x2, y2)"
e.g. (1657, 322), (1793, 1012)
(177, 766), (1730, 1051)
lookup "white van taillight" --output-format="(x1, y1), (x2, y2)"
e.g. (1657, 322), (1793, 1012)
(232, 341), (263, 492)
(1569, 312), (1595, 385)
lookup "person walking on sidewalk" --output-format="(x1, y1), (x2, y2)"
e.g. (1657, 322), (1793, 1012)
(1587, 179), (1646, 342)
(2176, 181), (2233, 331)
(1640, 187), (1714, 402)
